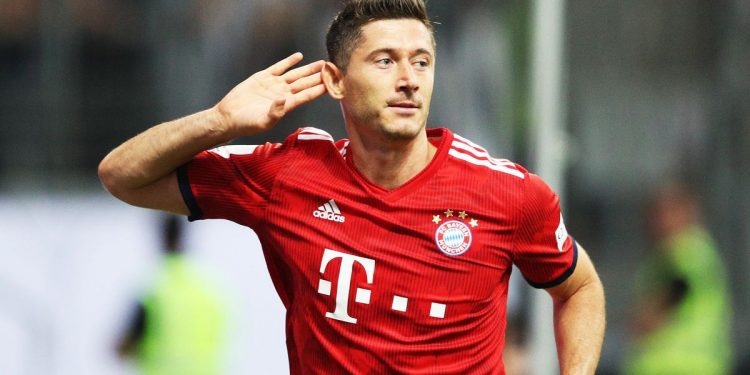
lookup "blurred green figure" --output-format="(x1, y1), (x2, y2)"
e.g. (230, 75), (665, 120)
(118, 215), (228, 375)
(624, 183), (732, 375)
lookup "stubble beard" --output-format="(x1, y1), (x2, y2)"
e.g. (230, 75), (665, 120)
(372, 108), (428, 142)
(379, 121), (425, 141)
(346, 104), (428, 144)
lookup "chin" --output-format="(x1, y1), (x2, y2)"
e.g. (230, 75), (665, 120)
(379, 120), (425, 141)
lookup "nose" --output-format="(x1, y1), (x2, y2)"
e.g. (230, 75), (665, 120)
(397, 62), (419, 92)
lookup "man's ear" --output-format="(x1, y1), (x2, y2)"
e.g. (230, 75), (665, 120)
(322, 62), (345, 100)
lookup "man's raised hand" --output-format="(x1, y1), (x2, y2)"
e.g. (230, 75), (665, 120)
(214, 52), (326, 137)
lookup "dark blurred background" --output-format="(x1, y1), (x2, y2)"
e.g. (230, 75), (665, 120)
(1, 0), (748, 374)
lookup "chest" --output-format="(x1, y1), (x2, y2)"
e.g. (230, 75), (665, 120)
(259, 159), (519, 324)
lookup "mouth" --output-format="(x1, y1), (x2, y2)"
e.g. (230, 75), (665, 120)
(387, 100), (421, 116)
(387, 100), (420, 109)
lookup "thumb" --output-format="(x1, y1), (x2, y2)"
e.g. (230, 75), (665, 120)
(268, 95), (288, 121)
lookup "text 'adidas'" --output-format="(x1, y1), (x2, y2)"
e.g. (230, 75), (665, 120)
(313, 199), (346, 223)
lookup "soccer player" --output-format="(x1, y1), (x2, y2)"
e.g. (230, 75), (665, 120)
(99, 0), (605, 373)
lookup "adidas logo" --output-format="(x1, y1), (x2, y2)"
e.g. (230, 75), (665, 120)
(313, 199), (346, 223)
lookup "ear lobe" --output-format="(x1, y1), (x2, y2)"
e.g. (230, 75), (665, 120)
(322, 62), (345, 100)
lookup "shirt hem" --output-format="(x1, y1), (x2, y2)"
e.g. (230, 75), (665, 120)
(177, 164), (203, 221)
(526, 239), (579, 289)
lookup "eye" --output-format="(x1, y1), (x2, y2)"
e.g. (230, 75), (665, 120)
(375, 58), (393, 67)
(413, 59), (431, 70)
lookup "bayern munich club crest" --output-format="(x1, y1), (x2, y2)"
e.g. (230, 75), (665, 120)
(433, 209), (478, 256)
(435, 220), (473, 256)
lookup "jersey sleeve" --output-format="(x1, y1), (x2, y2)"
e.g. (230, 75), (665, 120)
(177, 142), (290, 227)
(512, 173), (577, 288)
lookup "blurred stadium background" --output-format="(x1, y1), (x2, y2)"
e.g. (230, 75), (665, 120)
(1, 0), (748, 374)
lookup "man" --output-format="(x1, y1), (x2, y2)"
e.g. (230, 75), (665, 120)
(117, 215), (228, 375)
(624, 183), (731, 374)
(99, 0), (605, 373)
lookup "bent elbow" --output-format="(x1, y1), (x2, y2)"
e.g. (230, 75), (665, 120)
(97, 151), (185, 214)
(98, 155), (130, 200)
(97, 156), (116, 192)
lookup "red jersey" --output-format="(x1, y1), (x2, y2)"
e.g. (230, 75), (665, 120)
(178, 127), (577, 374)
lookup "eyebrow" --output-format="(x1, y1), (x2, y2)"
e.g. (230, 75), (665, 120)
(366, 47), (434, 60)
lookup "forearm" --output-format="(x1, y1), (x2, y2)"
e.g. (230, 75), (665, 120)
(99, 107), (232, 194)
(553, 277), (606, 375)
(98, 53), (324, 212)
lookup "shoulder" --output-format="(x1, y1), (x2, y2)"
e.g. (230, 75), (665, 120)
(204, 128), (343, 160)
(287, 127), (348, 155)
(293, 127), (336, 142)
(445, 130), (527, 180)
(443, 130), (562, 212)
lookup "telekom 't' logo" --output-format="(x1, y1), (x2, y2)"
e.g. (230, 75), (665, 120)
(317, 248), (375, 324)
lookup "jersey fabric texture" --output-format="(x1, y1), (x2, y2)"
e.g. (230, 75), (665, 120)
(178, 127), (577, 374)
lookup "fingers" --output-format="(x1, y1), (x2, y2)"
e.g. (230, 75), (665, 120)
(283, 60), (325, 84)
(289, 71), (323, 94)
(268, 95), (289, 121)
(259, 53), (327, 118)
(266, 52), (305, 76)
(271, 84), (324, 122)
(290, 84), (327, 108)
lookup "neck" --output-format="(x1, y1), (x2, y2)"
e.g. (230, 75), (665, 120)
(348, 130), (437, 190)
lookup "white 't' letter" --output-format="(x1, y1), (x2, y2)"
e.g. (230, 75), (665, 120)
(318, 249), (375, 324)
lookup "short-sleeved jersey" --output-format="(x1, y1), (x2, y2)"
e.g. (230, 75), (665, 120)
(178, 127), (577, 374)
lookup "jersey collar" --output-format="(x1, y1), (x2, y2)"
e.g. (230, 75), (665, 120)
(342, 128), (453, 202)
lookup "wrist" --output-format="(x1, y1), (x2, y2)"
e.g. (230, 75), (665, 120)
(205, 106), (239, 143)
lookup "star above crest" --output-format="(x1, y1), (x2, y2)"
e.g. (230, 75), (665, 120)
(431, 209), (478, 228)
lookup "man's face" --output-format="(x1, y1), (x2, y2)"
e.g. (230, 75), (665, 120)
(339, 19), (435, 142)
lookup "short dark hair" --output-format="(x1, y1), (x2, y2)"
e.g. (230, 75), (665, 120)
(326, 0), (434, 71)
